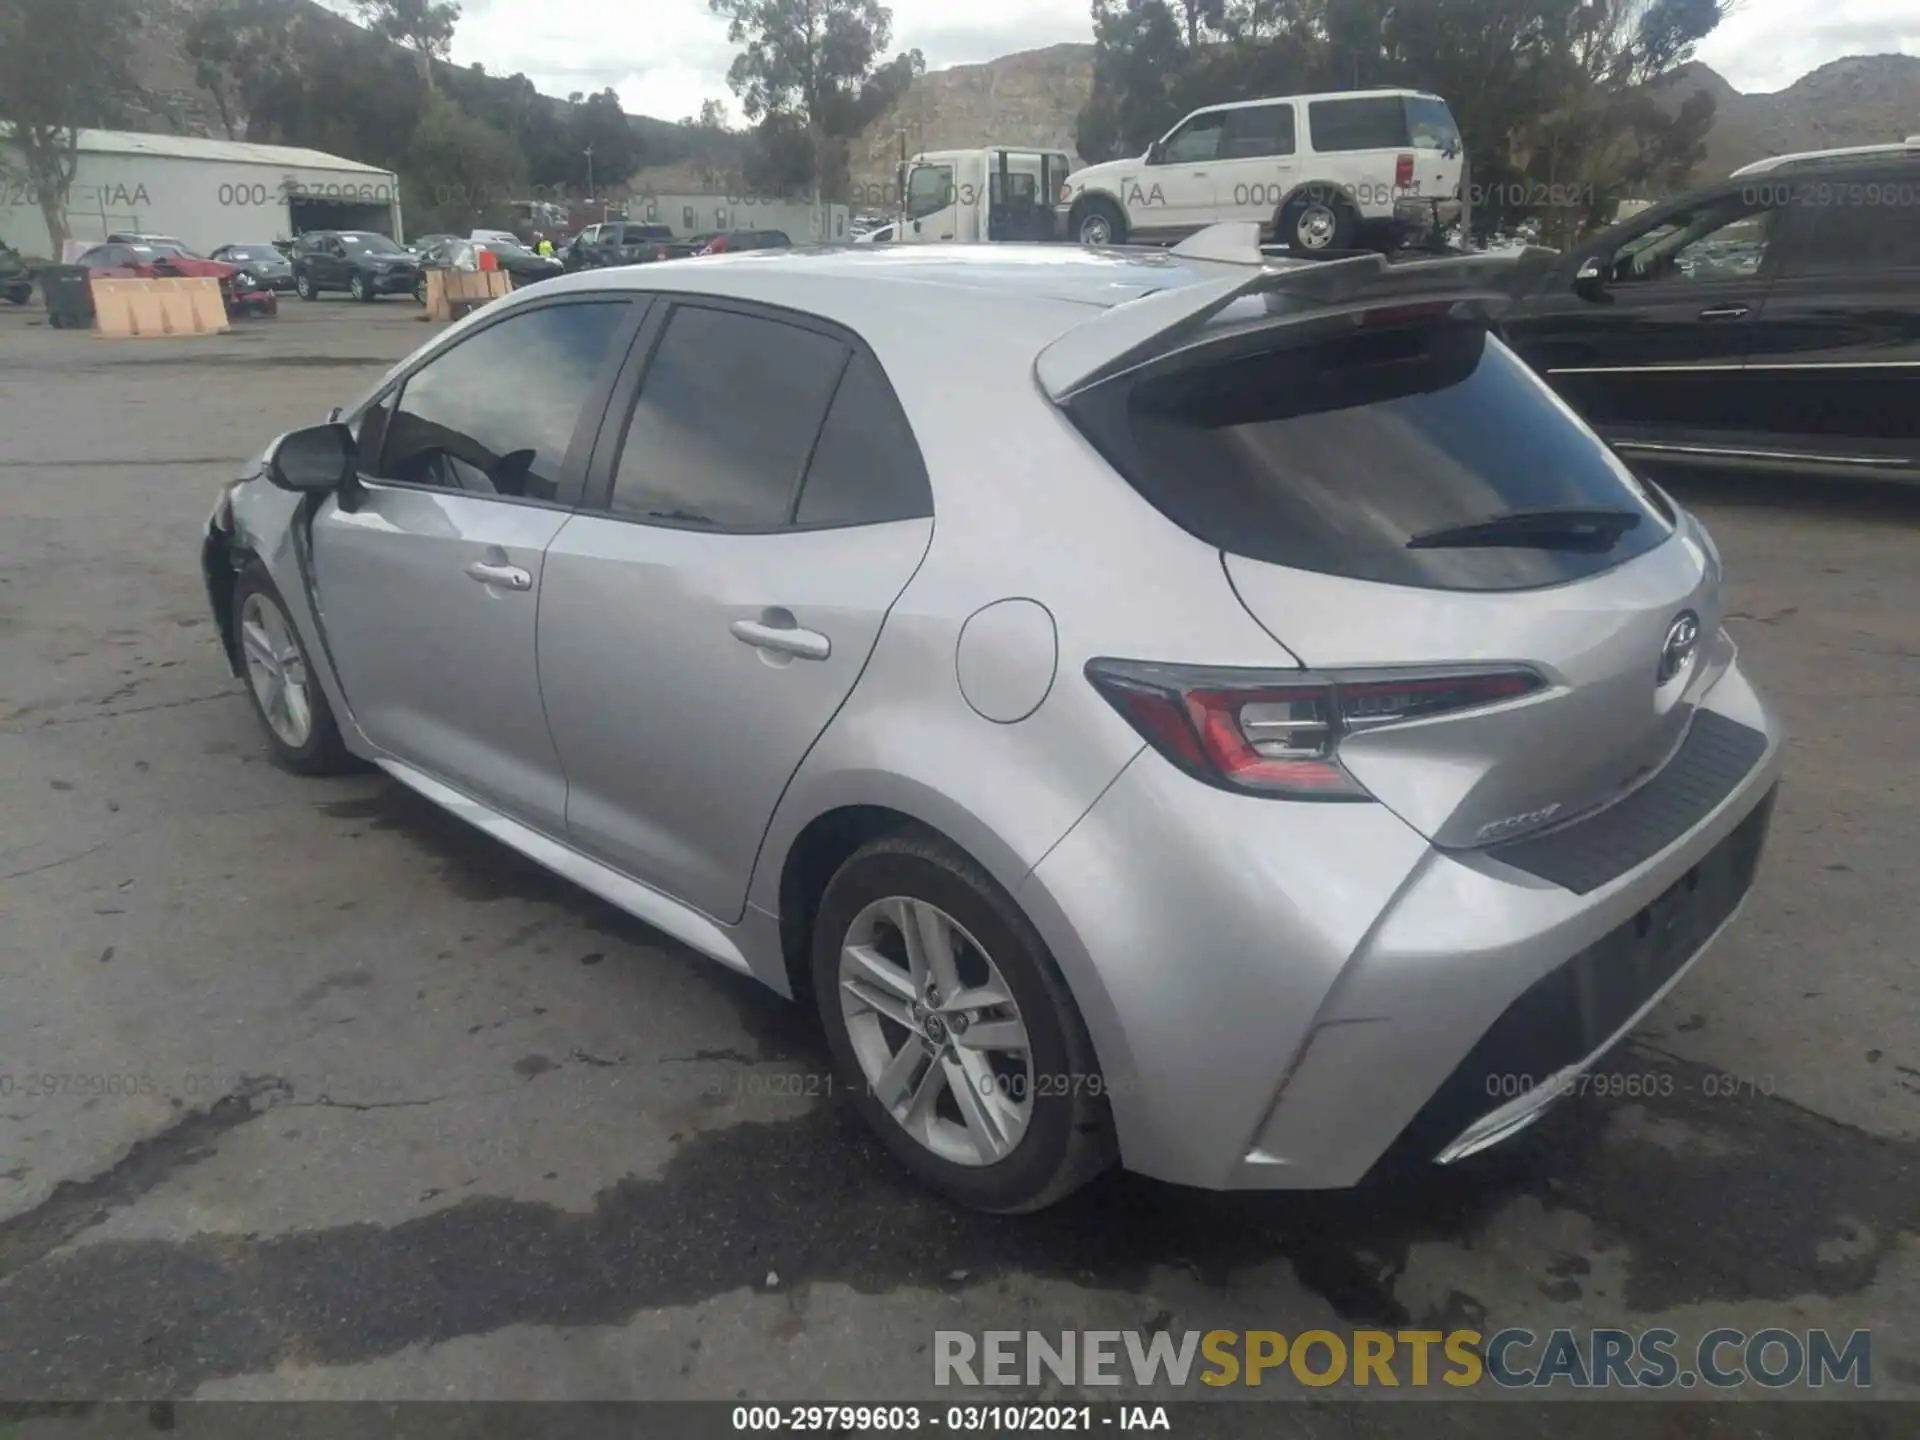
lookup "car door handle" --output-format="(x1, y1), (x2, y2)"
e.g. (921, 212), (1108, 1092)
(1698, 305), (1750, 320)
(731, 617), (831, 661)
(465, 560), (531, 590)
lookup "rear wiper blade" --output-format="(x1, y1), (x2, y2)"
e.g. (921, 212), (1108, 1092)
(1406, 506), (1642, 552)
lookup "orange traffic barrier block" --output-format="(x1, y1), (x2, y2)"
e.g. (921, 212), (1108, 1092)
(423, 268), (514, 323)
(90, 277), (229, 338)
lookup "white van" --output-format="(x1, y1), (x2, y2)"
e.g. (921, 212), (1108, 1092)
(1059, 88), (1464, 253)
(896, 148), (1076, 244)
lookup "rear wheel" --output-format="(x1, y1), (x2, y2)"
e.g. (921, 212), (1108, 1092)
(812, 833), (1116, 1212)
(1278, 186), (1357, 253)
(232, 564), (355, 776)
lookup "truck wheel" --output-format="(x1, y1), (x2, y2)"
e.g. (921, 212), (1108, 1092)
(1277, 187), (1357, 253)
(1073, 197), (1127, 247)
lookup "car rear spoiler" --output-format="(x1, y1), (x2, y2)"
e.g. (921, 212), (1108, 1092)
(1036, 222), (1562, 401)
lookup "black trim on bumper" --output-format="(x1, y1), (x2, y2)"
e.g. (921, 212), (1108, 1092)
(1488, 711), (1770, 895)
(1367, 782), (1776, 1178)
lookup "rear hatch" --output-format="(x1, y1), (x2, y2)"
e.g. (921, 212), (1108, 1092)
(1051, 251), (1726, 850)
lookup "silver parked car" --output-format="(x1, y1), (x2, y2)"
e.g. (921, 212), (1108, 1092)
(201, 225), (1783, 1212)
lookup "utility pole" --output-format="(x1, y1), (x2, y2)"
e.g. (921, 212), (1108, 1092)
(584, 143), (596, 221)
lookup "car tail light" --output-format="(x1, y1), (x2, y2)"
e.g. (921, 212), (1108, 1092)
(1085, 659), (1544, 800)
(1059, 183), (1073, 204)
(655, 247), (668, 260)
(1395, 153), (1415, 187)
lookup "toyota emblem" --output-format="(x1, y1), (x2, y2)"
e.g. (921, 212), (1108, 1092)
(1657, 611), (1700, 686)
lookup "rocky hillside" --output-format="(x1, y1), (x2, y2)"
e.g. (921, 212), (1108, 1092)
(846, 44), (1096, 199)
(1652, 54), (1920, 179)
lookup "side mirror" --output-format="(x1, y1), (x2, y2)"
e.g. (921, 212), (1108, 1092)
(267, 423), (356, 493)
(1145, 140), (1165, 165)
(1573, 256), (1608, 301)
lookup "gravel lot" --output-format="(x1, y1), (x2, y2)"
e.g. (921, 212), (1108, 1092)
(1, 296), (1917, 1423)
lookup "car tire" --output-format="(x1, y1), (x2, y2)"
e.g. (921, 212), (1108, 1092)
(811, 831), (1117, 1213)
(413, 275), (427, 305)
(350, 273), (371, 302)
(231, 563), (357, 777)
(1277, 186), (1357, 253)
(1073, 197), (1127, 247)
(295, 272), (315, 300)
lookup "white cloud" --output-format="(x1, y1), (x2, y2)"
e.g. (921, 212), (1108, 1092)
(424, 0), (1918, 120)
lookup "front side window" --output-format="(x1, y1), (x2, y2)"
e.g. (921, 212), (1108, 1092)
(1610, 195), (1781, 283)
(1161, 112), (1226, 164)
(607, 305), (846, 529)
(1308, 96), (1412, 152)
(1222, 104), (1296, 159)
(906, 165), (954, 220)
(372, 301), (630, 501)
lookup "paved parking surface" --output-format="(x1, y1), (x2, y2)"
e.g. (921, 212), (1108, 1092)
(1, 296), (1918, 1419)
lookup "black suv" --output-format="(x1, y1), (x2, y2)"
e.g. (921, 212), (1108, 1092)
(561, 222), (676, 272)
(1501, 143), (1920, 484)
(289, 230), (421, 302)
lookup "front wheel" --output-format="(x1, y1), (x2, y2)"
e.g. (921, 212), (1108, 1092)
(1073, 197), (1128, 247)
(295, 271), (315, 300)
(349, 273), (371, 302)
(812, 832), (1117, 1212)
(231, 564), (356, 775)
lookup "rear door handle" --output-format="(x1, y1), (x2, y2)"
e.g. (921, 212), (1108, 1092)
(1698, 305), (1750, 320)
(465, 560), (531, 590)
(731, 617), (831, 661)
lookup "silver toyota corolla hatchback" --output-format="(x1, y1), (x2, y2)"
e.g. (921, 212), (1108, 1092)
(202, 225), (1782, 1212)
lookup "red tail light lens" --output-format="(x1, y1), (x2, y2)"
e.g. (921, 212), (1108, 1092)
(1086, 659), (1544, 800)
(1395, 153), (1415, 187)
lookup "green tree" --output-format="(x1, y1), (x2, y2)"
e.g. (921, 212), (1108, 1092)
(353, 0), (462, 88)
(710, 0), (923, 199)
(402, 89), (526, 232)
(0, 0), (144, 251)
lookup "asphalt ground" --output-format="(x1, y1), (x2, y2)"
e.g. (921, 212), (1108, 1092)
(1, 294), (1917, 1434)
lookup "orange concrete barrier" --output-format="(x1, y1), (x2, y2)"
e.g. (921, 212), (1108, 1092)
(423, 268), (513, 323)
(90, 277), (229, 338)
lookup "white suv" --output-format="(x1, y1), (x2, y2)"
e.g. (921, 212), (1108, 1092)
(1059, 88), (1465, 253)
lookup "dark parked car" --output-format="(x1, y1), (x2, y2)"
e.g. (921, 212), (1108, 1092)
(209, 243), (296, 293)
(72, 241), (278, 318)
(290, 230), (420, 302)
(1501, 142), (1920, 485)
(0, 241), (31, 305)
(561, 222), (676, 272)
(411, 237), (564, 302)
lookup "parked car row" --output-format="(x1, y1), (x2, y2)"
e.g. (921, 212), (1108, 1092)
(66, 238), (279, 323)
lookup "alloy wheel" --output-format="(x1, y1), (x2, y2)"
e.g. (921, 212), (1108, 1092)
(239, 591), (313, 749)
(838, 896), (1035, 1166)
(1296, 203), (1339, 249)
(350, 274), (366, 301)
(1078, 213), (1112, 245)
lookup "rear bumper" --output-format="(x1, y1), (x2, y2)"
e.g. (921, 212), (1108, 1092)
(1019, 652), (1783, 1190)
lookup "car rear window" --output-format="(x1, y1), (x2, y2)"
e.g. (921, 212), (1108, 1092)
(1067, 320), (1674, 592)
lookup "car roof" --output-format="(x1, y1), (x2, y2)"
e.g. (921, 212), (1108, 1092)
(1730, 138), (1920, 176)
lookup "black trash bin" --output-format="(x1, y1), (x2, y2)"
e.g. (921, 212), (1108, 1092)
(39, 265), (95, 330)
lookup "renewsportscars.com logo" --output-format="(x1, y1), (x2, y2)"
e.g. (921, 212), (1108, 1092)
(933, 1327), (1872, 1390)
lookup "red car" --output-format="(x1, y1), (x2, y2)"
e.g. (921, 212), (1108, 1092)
(75, 241), (278, 317)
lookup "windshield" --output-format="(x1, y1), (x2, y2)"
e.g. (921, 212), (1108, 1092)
(341, 234), (405, 255)
(227, 247), (281, 262)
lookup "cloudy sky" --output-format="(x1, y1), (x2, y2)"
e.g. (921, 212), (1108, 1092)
(440, 0), (1917, 123)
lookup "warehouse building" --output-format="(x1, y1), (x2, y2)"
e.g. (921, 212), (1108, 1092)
(0, 128), (402, 259)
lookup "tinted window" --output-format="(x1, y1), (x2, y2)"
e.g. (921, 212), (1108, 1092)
(1067, 321), (1672, 592)
(1610, 193), (1782, 284)
(1776, 180), (1920, 276)
(608, 306), (847, 528)
(1222, 104), (1295, 159)
(1162, 112), (1226, 164)
(907, 165), (953, 220)
(373, 302), (629, 501)
(1308, 96), (1411, 152)
(794, 351), (932, 527)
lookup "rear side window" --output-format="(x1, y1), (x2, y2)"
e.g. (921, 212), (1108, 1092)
(1068, 322), (1673, 592)
(794, 351), (932, 527)
(1308, 96), (1411, 152)
(608, 305), (847, 528)
(1775, 179), (1920, 275)
(1223, 103), (1296, 159)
